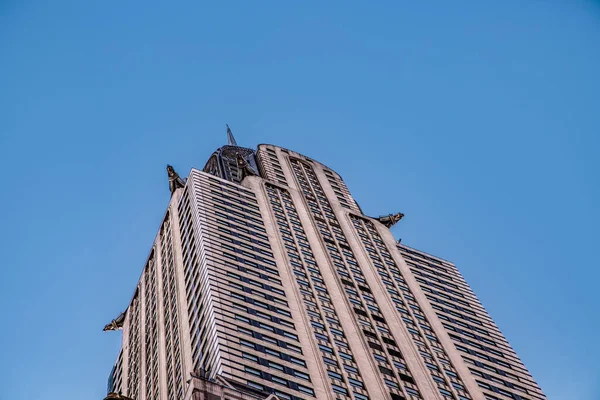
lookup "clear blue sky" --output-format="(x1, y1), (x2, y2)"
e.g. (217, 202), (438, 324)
(1, 2), (598, 399)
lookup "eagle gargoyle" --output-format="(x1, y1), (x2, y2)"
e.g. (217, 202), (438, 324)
(374, 212), (404, 228)
(103, 312), (126, 332)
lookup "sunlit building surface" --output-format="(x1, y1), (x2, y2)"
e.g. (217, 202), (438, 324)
(104, 129), (546, 400)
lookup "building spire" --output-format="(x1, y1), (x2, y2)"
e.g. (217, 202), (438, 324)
(226, 124), (238, 146)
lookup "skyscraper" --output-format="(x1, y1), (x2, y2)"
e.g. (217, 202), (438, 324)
(104, 129), (546, 400)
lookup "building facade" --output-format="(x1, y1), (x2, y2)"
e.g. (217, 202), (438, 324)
(104, 130), (546, 400)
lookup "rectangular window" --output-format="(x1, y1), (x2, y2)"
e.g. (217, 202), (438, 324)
(331, 384), (348, 395)
(328, 371), (343, 380)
